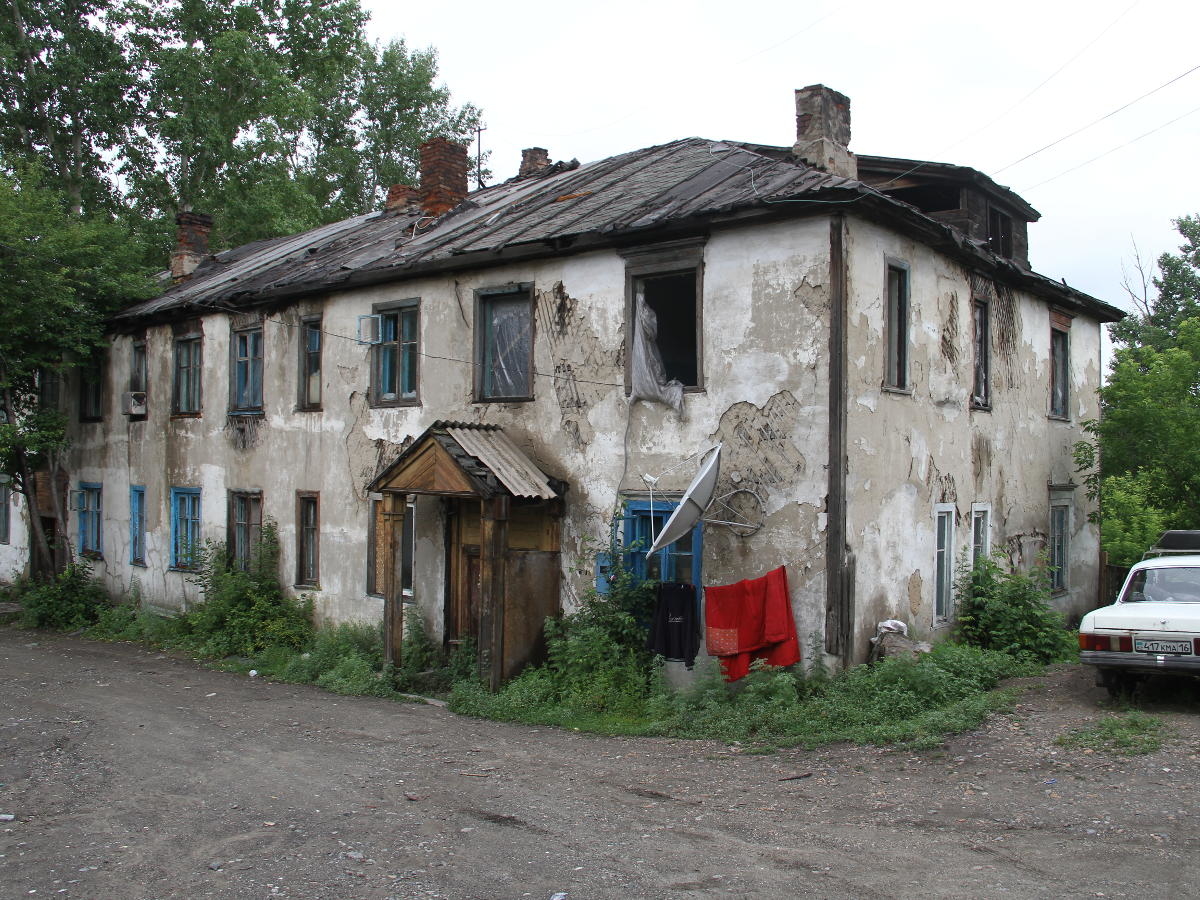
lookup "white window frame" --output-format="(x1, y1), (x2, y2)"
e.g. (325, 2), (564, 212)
(970, 503), (991, 567)
(934, 502), (956, 624)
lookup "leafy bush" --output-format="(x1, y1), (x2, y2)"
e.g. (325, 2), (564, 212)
(16, 563), (109, 630)
(955, 554), (1077, 664)
(181, 522), (313, 657)
(279, 622), (383, 683)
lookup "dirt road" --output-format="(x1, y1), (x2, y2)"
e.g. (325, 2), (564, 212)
(2, 628), (1198, 899)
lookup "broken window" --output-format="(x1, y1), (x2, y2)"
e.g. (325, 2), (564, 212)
(299, 317), (322, 410)
(372, 304), (419, 405)
(228, 490), (262, 572)
(637, 271), (699, 389)
(972, 298), (990, 408)
(475, 285), (533, 401)
(1049, 502), (1070, 592)
(885, 263), (909, 390)
(988, 207), (1013, 258)
(130, 486), (146, 566)
(129, 340), (148, 418)
(297, 492), (319, 586)
(1049, 319), (1070, 418)
(77, 483), (102, 557)
(170, 487), (201, 569)
(173, 336), (202, 414)
(231, 326), (264, 413)
(934, 504), (955, 622)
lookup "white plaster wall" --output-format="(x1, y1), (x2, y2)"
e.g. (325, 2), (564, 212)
(67, 216), (836, 652)
(842, 216), (1103, 651)
(0, 488), (29, 583)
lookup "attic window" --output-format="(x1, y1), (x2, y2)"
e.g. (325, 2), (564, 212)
(988, 207), (1013, 258)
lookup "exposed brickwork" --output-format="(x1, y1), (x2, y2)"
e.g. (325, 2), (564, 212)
(171, 211), (213, 282)
(519, 147), (551, 177)
(385, 184), (419, 213)
(419, 138), (469, 217)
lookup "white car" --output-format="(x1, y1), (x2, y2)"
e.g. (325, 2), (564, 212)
(1079, 531), (1200, 696)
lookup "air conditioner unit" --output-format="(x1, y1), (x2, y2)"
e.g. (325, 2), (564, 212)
(356, 314), (382, 345)
(121, 391), (147, 416)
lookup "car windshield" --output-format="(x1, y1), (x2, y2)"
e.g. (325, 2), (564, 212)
(1121, 567), (1200, 603)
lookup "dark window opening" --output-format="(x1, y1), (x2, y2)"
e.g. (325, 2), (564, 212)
(886, 264), (909, 390)
(639, 271), (698, 388)
(297, 492), (319, 586)
(1050, 327), (1069, 418)
(972, 299), (990, 408)
(79, 361), (104, 421)
(299, 318), (322, 409)
(228, 491), (262, 572)
(883, 184), (961, 214)
(988, 207), (1013, 258)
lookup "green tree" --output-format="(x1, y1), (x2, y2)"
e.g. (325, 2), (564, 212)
(1110, 215), (1200, 352)
(0, 158), (154, 574)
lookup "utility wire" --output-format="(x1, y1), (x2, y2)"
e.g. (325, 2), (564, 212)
(992, 62), (1200, 175)
(1025, 103), (1200, 189)
(942, 0), (1143, 156)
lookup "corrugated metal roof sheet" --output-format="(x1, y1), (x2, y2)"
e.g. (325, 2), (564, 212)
(445, 425), (557, 500)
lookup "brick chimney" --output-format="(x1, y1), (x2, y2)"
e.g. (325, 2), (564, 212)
(170, 211), (213, 282)
(419, 138), (469, 217)
(793, 84), (857, 179)
(519, 147), (551, 177)
(385, 183), (419, 214)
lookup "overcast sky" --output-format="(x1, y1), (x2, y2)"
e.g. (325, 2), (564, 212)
(364, 0), (1199, 318)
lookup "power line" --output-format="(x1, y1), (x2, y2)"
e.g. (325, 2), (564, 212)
(1025, 103), (1200, 189)
(992, 62), (1200, 175)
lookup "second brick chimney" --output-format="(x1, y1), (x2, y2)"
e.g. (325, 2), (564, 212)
(519, 147), (551, 177)
(793, 84), (857, 179)
(419, 138), (469, 217)
(170, 211), (213, 282)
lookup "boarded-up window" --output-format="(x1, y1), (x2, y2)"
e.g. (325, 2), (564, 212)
(367, 497), (387, 596)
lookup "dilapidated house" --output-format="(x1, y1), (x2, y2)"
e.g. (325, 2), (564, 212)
(5, 85), (1123, 675)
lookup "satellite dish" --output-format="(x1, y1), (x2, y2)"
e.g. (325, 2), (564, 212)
(647, 444), (722, 555)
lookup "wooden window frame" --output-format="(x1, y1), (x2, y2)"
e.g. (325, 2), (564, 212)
(474, 284), (535, 402)
(370, 301), (420, 407)
(621, 240), (706, 394)
(297, 316), (323, 411)
(1049, 312), (1071, 420)
(884, 260), (911, 393)
(229, 325), (264, 414)
(170, 486), (201, 570)
(296, 491), (320, 587)
(129, 485), (146, 566)
(172, 335), (203, 416)
(227, 489), (263, 572)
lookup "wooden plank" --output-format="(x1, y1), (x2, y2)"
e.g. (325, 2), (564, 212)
(477, 496), (509, 691)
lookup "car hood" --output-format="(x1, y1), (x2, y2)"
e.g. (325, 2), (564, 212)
(1082, 601), (1200, 632)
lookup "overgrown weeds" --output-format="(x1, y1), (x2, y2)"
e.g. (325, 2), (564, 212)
(11, 563), (108, 630)
(955, 553), (1077, 664)
(1057, 711), (1166, 755)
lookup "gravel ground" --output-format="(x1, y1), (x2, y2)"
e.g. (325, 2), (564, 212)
(2, 626), (1199, 900)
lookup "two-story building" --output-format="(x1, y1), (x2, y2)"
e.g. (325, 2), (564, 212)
(5, 85), (1122, 676)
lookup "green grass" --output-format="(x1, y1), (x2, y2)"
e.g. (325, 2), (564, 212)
(1056, 711), (1166, 756)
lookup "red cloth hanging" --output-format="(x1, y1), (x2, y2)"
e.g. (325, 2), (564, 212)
(704, 566), (801, 682)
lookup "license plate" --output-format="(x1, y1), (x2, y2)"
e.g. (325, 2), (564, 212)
(1134, 638), (1193, 655)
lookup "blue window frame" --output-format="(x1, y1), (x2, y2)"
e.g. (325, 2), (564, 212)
(130, 486), (146, 566)
(596, 499), (702, 593)
(170, 487), (201, 570)
(232, 327), (263, 412)
(78, 483), (102, 557)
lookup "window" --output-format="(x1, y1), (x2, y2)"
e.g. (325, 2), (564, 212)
(634, 271), (700, 388)
(77, 483), (102, 557)
(170, 487), (201, 569)
(297, 492), (319, 586)
(36, 368), (60, 409)
(475, 285), (533, 401)
(129, 340), (148, 418)
(130, 486), (146, 566)
(934, 504), (955, 622)
(79, 359), (104, 421)
(228, 490), (262, 571)
(372, 305), (419, 405)
(885, 263), (909, 391)
(173, 336), (202, 414)
(972, 299), (990, 408)
(988, 207), (1013, 258)
(1050, 319), (1070, 418)
(1049, 503), (1070, 592)
(597, 499), (702, 592)
(0, 484), (11, 544)
(298, 317), (322, 409)
(231, 327), (263, 412)
(971, 504), (991, 566)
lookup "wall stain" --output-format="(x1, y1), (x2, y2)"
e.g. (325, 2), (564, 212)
(940, 290), (959, 365)
(535, 281), (623, 453)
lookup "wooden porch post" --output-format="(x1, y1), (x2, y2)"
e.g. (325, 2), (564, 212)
(478, 494), (510, 691)
(382, 492), (404, 668)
